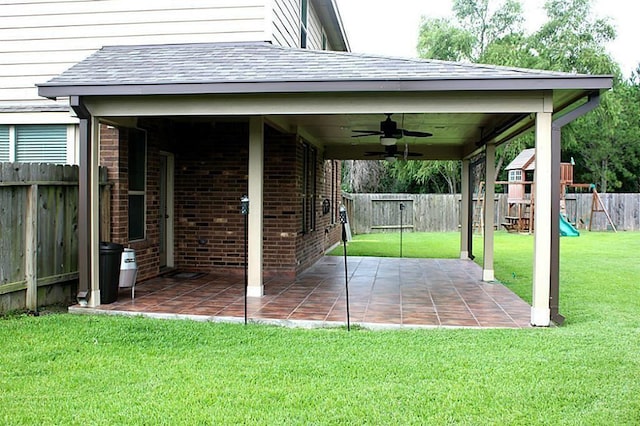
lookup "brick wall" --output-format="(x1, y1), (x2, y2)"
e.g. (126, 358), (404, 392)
(101, 119), (341, 282)
(295, 138), (342, 273)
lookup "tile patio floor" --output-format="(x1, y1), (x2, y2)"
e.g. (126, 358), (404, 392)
(71, 257), (532, 329)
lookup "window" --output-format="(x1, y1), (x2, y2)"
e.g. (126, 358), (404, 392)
(0, 124), (69, 163)
(300, 0), (308, 48)
(0, 126), (9, 161)
(302, 141), (316, 233)
(128, 129), (146, 241)
(509, 169), (522, 182)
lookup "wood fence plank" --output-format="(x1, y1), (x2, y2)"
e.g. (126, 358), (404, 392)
(1, 163), (83, 312)
(348, 193), (640, 233)
(25, 184), (38, 311)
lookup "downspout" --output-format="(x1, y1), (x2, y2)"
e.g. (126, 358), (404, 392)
(549, 92), (601, 325)
(69, 96), (92, 305)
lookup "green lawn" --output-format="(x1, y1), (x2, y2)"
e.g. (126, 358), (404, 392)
(1, 231), (639, 424)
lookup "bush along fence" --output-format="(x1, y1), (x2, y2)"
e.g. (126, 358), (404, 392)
(0, 163), (109, 313)
(344, 193), (640, 234)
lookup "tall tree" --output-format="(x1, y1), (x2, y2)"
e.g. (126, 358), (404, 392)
(452, 0), (525, 61)
(531, 0), (624, 191)
(412, 0), (528, 192)
(342, 160), (390, 193)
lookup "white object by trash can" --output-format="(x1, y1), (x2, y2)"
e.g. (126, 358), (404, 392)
(118, 248), (138, 299)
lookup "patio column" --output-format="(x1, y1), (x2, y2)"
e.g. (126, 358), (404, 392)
(460, 159), (471, 260)
(482, 143), (495, 281)
(247, 116), (264, 297)
(70, 97), (101, 307)
(87, 117), (101, 306)
(532, 110), (553, 326)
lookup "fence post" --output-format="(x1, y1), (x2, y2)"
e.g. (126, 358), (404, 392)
(25, 184), (38, 311)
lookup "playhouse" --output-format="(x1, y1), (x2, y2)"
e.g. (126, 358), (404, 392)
(499, 148), (615, 234)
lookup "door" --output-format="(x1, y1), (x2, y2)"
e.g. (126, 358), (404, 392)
(159, 152), (174, 268)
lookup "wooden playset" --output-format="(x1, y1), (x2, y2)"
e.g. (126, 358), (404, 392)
(476, 148), (616, 234)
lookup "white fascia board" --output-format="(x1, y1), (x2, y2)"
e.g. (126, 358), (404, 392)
(84, 91), (548, 117)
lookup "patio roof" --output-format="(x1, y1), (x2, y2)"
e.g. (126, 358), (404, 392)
(38, 42), (610, 97)
(40, 42), (613, 326)
(37, 42), (613, 161)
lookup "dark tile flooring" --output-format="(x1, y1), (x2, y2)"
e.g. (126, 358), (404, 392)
(72, 257), (532, 328)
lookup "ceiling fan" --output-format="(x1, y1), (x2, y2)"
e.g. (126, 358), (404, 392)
(352, 113), (433, 145)
(364, 144), (423, 162)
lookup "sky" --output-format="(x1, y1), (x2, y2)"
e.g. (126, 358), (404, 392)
(335, 0), (639, 77)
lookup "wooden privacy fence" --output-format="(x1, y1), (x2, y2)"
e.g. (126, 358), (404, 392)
(0, 163), (109, 313)
(346, 193), (640, 234)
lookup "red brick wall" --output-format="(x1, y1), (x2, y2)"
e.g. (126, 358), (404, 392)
(295, 138), (342, 273)
(100, 119), (341, 281)
(99, 125), (127, 242)
(172, 121), (248, 272)
(263, 126), (298, 276)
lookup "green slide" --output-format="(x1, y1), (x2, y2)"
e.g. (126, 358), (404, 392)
(560, 214), (580, 237)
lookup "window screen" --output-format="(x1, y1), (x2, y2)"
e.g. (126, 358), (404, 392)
(0, 125), (9, 161)
(15, 125), (67, 163)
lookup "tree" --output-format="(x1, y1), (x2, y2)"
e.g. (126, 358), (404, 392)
(416, 18), (473, 62)
(390, 160), (461, 194)
(417, 0), (526, 63)
(342, 160), (391, 193)
(452, 0), (525, 62)
(529, 0), (626, 192)
(531, 0), (617, 75)
(412, 0), (528, 192)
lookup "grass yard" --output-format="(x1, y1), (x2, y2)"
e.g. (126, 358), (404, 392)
(1, 231), (639, 424)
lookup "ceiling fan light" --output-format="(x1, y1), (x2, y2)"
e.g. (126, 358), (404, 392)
(380, 137), (397, 146)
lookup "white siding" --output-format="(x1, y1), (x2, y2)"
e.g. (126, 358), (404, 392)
(272, 0), (300, 48)
(0, 0), (268, 107)
(306, 2), (324, 50)
(271, 0), (333, 50)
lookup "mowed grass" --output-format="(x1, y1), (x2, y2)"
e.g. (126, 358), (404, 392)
(1, 231), (639, 424)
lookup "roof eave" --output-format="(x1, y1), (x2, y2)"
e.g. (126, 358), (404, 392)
(37, 76), (613, 99)
(311, 0), (350, 51)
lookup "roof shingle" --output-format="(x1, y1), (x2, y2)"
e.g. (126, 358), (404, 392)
(42, 41), (593, 87)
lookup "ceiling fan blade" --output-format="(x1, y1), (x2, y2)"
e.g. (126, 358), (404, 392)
(352, 133), (382, 138)
(364, 151), (385, 156)
(405, 152), (423, 157)
(352, 129), (382, 134)
(402, 129), (433, 137)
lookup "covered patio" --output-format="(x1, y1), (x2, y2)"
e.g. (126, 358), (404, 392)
(38, 42), (613, 327)
(70, 256), (531, 329)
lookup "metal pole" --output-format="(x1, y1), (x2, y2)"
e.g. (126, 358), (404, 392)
(241, 195), (249, 325)
(399, 202), (404, 257)
(339, 205), (350, 332)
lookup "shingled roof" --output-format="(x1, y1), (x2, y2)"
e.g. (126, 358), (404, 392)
(38, 42), (612, 98)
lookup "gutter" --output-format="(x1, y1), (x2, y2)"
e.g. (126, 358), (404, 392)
(549, 92), (602, 325)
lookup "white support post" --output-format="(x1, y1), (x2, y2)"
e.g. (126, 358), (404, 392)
(532, 111), (553, 326)
(247, 116), (264, 297)
(88, 117), (101, 307)
(482, 144), (495, 281)
(460, 159), (470, 260)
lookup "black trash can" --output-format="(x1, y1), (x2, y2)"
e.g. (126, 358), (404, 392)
(99, 242), (124, 304)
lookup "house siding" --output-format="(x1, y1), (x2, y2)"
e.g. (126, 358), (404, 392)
(0, 0), (268, 108)
(271, 0), (328, 49)
(306, 2), (325, 50)
(272, 0), (300, 48)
